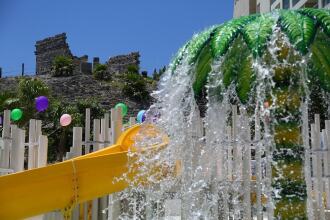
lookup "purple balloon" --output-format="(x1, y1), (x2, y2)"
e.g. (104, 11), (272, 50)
(35, 96), (49, 112)
(142, 112), (146, 122)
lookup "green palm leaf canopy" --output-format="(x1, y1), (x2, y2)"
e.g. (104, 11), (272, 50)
(170, 9), (330, 99)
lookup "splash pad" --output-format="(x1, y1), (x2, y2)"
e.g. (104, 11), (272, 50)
(134, 8), (330, 219)
(1, 9), (330, 220)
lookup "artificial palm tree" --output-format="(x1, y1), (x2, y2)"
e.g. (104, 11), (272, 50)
(171, 9), (330, 219)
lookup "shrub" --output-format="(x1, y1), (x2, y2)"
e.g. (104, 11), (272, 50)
(122, 73), (149, 101)
(51, 56), (74, 77)
(0, 91), (18, 112)
(16, 78), (50, 125)
(127, 65), (139, 74)
(93, 64), (109, 80)
(152, 66), (166, 81)
(18, 78), (49, 106)
(141, 71), (148, 78)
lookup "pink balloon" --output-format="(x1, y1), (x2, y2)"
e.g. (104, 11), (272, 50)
(60, 114), (72, 127)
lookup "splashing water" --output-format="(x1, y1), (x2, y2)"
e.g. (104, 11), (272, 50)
(109, 9), (330, 220)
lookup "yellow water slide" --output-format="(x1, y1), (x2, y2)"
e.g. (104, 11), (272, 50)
(0, 124), (168, 220)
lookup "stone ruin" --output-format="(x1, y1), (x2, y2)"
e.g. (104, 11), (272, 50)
(106, 52), (140, 75)
(35, 33), (140, 76)
(35, 33), (72, 75)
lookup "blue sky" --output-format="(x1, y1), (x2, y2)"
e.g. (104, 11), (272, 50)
(0, 1), (233, 76)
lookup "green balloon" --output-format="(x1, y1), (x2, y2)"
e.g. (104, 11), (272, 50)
(11, 108), (23, 121)
(115, 103), (128, 117)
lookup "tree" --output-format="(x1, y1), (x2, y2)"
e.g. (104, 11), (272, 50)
(127, 65), (139, 74)
(141, 71), (148, 78)
(16, 78), (49, 125)
(51, 55), (74, 77)
(122, 73), (149, 102)
(0, 91), (19, 112)
(18, 78), (49, 103)
(43, 98), (105, 161)
(93, 64), (109, 80)
(152, 66), (166, 81)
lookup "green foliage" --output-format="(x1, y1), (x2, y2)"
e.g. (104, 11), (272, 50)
(170, 42), (189, 73)
(211, 15), (256, 58)
(0, 78), (49, 126)
(299, 8), (330, 37)
(75, 99), (105, 120)
(51, 55), (74, 77)
(274, 180), (307, 200)
(172, 9), (330, 76)
(279, 10), (316, 54)
(193, 43), (212, 98)
(93, 64), (109, 80)
(152, 66), (166, 81)
(17, 78), (49, 125)
(141, 71), (148, 77)
(221, 37), (255, 103)
(42, 98), (105, 161)
(186, 26), (217, 64)
(122, 73), (150, 102)
(0, 91), (18, 112)
(18, 78), (49, 106)
(309, 31), (330, 92)
(237, 56), (254, 103)
(127, 65), (139, 74)
(242, 15), (275, 57)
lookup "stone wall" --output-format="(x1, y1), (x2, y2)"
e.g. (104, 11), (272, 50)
(35, 33), (73, 75)
(35, 33), (140, 76)
(35, 33), (93, 75)
(107, 52), (140, 74)
(0, 75), (152, 117)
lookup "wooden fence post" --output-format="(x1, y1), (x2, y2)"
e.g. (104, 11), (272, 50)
(302, 102), (314, 220)
(28, 119), (36, 169)
(0, 110), (11, 169)
(91, 119), (101, 220)
(72, 127), (82, 220)
(10, 126), (25, 172)
(241, 109), (251, 220)
(108, 107), (123, 220)
(37, 135), (48, 168)
(254, 110), (263, 220)
(312, 115), (326, 220)
(100, 113), (110, 220)
(85, 108), (91, 154)
(325, 120), (330, 210)
(129, 117), (136, 126)
(73, 127), (83, 157)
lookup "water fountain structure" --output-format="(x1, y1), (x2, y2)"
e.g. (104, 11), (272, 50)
(116, 8), (330, 220)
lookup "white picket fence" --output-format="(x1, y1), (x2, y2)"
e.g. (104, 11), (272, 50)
(214, 105), (330, 220)
(1, 105), (330, 220)
(304, 114), (330, 220)
(0, 110), (48, 175)
(210, 105), (273, 220)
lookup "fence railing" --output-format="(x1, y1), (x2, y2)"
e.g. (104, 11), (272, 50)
(1, 105), (330, 220)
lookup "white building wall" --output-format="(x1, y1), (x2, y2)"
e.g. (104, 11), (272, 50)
(234, 0), (327, 18)
(270, 0), (282, 10)
(257, 0), (271, 13)
(234, 0), (252, 18)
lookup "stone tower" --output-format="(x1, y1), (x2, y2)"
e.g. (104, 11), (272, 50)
(35, 33), (73, 75)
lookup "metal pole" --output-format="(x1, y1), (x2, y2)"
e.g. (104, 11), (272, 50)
(22, 63), (24, 76)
